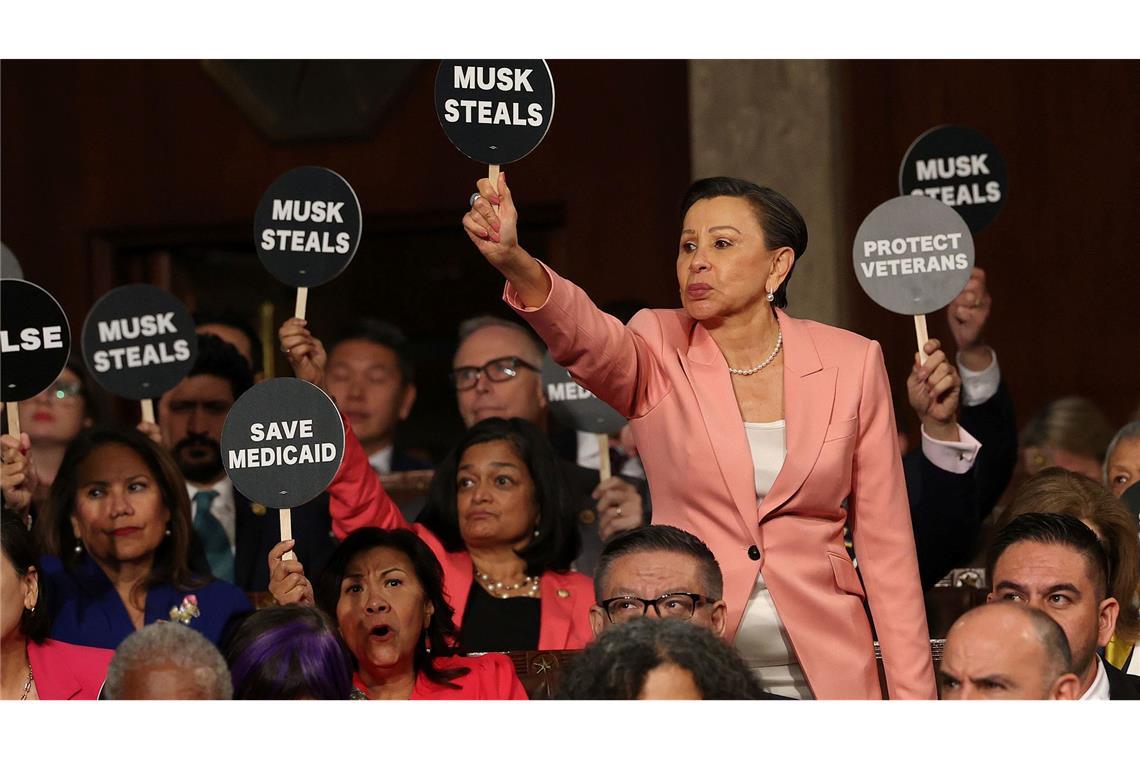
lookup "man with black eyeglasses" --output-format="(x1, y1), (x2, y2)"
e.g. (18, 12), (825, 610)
(450, 315), (647, 574)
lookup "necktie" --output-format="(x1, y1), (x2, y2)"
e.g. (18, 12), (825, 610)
(193, 490), (233, 583)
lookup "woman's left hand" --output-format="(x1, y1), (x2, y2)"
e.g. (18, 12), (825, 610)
(1, 433), (39, 515)
(906, 339), (961, 440)
(594, 477), (644, 541)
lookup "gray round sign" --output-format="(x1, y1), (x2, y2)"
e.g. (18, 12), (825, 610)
(0, 243), (22, 279)
(220, 378), (345, 509)
(541, 352), (626, 435)
(81, 284), (199, 400)
(852, 195), (975, 315)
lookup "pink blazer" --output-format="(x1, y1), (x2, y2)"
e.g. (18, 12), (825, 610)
(505, 263), (936, 699)
(328, 420), (596, 651)
(26, 639), (113, 700)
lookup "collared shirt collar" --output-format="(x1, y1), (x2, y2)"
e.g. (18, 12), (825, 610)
(368, 445), (394, 475)
(1079, 655), (1111, 700)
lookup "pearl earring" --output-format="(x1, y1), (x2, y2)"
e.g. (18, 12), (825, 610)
(533, 527), (541, 538)
(73, 542), (83, 555)
(765, 291), (775, 303)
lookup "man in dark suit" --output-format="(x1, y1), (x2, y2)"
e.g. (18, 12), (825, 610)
(987, 512), (1140, 700)
(149, 334), (338, 592)
(451, 316), (648, 574)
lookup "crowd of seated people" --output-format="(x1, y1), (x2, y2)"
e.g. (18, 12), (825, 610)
(2, 176), (1138, 701)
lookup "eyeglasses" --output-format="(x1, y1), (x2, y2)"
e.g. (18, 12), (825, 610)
(601, 592), (713, 623)
(46, 380), (83, 402)
(449, 356), (539, 391)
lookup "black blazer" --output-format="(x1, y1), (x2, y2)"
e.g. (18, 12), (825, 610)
(1106, 660), (1140, 700)
(232, 490), (337, 592)
(905, 381), (1018, 589)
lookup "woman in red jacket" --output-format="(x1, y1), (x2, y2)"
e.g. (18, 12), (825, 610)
(270, 527), (526, 700)
(270, 321), (595, 653)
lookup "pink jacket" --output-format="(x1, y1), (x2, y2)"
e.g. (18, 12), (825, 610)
(505, 263), (936, 699)
(328, 419), (596, 650)
(27, 639), (113, 700)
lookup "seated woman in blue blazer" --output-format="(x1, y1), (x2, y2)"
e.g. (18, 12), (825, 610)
(35, 427), (249, 649)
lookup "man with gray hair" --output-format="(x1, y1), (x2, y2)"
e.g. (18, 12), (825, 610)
(104, 622), (232, 700)
(451, 315), (648, 573)
(938, 602), (1081, 700)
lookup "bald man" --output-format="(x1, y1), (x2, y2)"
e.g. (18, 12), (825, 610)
(938, 602), (1081, 700)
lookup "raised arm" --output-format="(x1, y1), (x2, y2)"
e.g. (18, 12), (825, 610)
(462, 174), (671, 418)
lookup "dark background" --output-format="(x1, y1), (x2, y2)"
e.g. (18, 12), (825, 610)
(2, 60), (1137, 457)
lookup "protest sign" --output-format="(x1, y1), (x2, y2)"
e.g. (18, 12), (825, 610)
(1, 279), (71, 435)
(542, 352), (626, 480)
(899, 125), (1007, 233)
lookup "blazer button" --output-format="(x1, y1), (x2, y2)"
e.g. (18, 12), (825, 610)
(747, 545), (761, 561)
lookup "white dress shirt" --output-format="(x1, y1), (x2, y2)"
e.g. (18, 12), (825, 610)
(368, 445), (394, 475)
(1079, 656), (1111, 700)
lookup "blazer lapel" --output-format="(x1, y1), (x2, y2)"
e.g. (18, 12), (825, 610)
(677, 323), (763, 544)
(537, 573), (574, 649)
(758, 310), (836, 522)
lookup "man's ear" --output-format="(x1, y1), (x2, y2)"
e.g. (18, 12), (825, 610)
(710, 600), (728, 639)
(1050, 673), (1082, 700)
(985, 591), (996, 603)
(399, 383), (417, 421)
(1096, 597), (1120, 648)
(588, 605), (605, 637)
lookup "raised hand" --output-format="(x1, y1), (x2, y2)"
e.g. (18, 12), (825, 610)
(594, 476), (644, 541)
(947, 267), (993, 370)
(267, 539), (315, 606)
(1, 432), (39, 515)
(906, 338), (961, 442)
(462, 172), (521, 269)
(278, 318), (327, 390)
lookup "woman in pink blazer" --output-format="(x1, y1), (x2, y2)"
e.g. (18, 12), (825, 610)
(2, 509), (112, 700)
(462, 175), (936, 699)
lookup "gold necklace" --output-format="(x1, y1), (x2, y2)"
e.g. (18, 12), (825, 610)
(20, 662), (33, 701)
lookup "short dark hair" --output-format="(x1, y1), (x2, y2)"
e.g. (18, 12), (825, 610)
(329, 318), (415, 385)
(417, 417), (580, 575)
(594, 525), (723, 603)
(680, 177), (808, 310)
(37, 427), (206, 595)
(987, 512), (1111, 600)
(314, 527), (469, 688)
(1, 508), (51, 643)
(224, 605), (354, 700)
(557, 617), (765, 699)
(193, 308), (264, 375)
(188, 333), (254, 400)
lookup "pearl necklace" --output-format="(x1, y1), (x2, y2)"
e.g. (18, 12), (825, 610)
(727, 328), (783, 376)
(475, 568), (540, 599)
(20, 663), (33, 701)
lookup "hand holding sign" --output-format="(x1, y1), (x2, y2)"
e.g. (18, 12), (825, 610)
(463, 173), (522, 268)
(81, 284), (198, 424)
(221, 378), (345, 560)
(905, 338), (962, 443)
(277, 317), (327, 390)
(852, 195), (975, 365)
(1, 279), (72, 437)
(254, 166), (362, 320)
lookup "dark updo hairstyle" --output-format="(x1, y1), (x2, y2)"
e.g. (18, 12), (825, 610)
(418, 416), (580, 576)
(36, 427), (205, 594)
(558, 617), (767, 700)
(1, 507), (50, 643)
(314, 527), (470, 688)
(680, 177), (808, 309)
(225, 605), (354, 700)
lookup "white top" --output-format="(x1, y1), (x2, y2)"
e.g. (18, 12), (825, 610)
(368, 445), (394, 475)
(185, 478), (236, 551)
(735, 420), (812, 698)
(574, 430), (646, 479)
(1079, 656), (1111, 701)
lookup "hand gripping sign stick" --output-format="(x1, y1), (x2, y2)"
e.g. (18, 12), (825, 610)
(852, 196), (975, 366)
(221, 379), (345, 562)
(435, 60), (555, 208)
(1, 279), (72, 440)
(81, 284), (198, 425)
(253, 166), (362, 322)
(542, 353), (627, 489)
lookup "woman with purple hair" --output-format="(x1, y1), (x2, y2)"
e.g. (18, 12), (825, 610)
(224, 605), (353, 700)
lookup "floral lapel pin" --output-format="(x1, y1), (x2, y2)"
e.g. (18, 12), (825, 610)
(169, 594), (201, 625)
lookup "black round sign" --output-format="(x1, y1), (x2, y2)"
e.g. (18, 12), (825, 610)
(0, 279), (71, 402)
(254, 166), (362, 288)
(220, 378), (345, 509)
(81, 284), (199, 400)
(435, 60), (555, 165)
(541, 352), (626, 435)
(899, 124), (1007, 234)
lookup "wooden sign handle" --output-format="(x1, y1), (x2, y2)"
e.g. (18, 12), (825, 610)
(140, 398), (155, 424)
(914, 314), (930, 366)
(5, 402), (20, 438)
(488, 164), (501, 205)
(294, 287), (308, 321)
(597, 432), (612, 482)
(280, 508), (296, 561)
